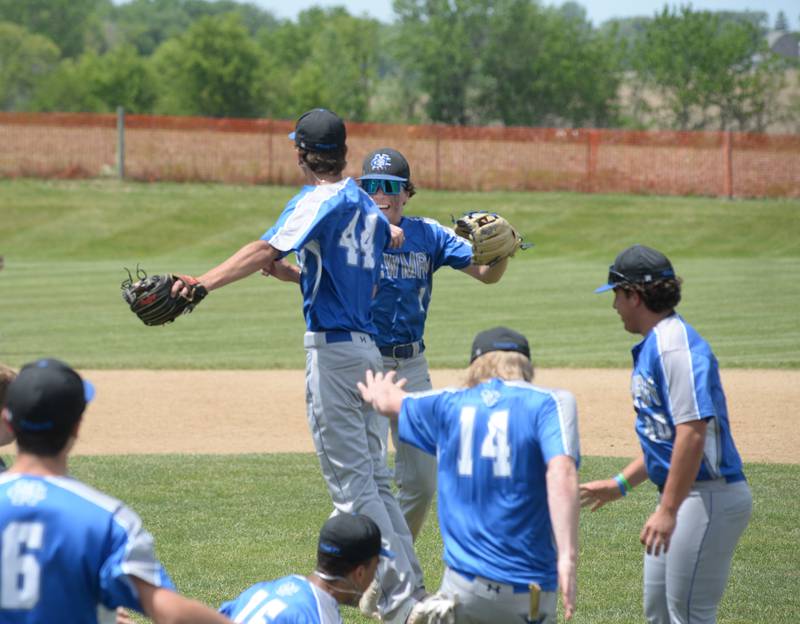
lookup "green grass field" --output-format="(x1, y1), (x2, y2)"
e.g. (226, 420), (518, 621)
(1, 179), (798, 369)
(2, 179), (799, 622)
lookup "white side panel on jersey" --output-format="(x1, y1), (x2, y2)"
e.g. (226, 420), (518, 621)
(655, 316), (702, 425)
(269, 180), (346, 252)
(303, 240), (323, 305)
(45, 476), (163, 585)
(507, 381), (581, 461)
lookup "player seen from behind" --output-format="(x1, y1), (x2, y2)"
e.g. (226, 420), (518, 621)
(359, 327), (580, 623)
(0, 359), (233, 624)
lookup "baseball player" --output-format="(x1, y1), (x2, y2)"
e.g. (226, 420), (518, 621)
(358, 148), (509, 541)
(267, 148), (510, 542)
(0, 358), (233, 624)
(359, 327), (581, 624)
(580, 245), (753, 624)
(218, 513), (388, 623)
(172, 110), (445, 624)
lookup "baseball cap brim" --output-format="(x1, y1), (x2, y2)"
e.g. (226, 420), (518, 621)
(594, 283), (616, 294)
(358, 174), (408, 182)
(379, 547), (395, 559)
(83, 380), (95, 402)
(288, 131), (296, 141)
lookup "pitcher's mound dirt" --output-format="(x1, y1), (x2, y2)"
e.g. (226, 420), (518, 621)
(73, 369), (798, 464)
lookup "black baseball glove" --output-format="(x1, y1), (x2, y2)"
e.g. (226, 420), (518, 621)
(121, 268), (207, 326)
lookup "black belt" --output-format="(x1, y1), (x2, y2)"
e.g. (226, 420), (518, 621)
(379, 341), (424, 359)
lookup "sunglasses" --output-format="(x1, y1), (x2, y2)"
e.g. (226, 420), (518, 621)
(607, 267), (630, 285)
(360, 178), (404, 195)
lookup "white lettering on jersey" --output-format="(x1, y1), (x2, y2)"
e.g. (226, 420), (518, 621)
(1, 521), (44, 608)
(458, 407), (512, 478)
(381, 252), (431, 279)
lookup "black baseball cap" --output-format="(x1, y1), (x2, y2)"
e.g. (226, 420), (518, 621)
(318, 514), (393, 564)
(359, 148), (410, 182)
(595, 244), (676, 293)
(3, 359), (94, 434)
(288, 108), (346, 152)
(470, 327), (531, 363)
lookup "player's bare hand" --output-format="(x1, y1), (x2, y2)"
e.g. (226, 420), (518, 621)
(389, 224), (404, 248)
(640, 507), (676, 556)
(557, 556), (577, 620)
(358, 370), (407, 417)
(115, 607), (134, 624)
(261, 260), (299, 283)
(170, 274), (200, 299)
(579, 479), (622, 511)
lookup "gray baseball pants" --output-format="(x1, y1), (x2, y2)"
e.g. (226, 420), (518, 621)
(439, 566), (557, 624)
(304, 331), (424, 624)
(375, 351), (437, 540)
(644, 479), (752, 624)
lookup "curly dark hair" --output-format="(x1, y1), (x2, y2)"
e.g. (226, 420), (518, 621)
(405, 180), (417, 198)
(619, 277), (682, 313)
(300, 146), (347, 177)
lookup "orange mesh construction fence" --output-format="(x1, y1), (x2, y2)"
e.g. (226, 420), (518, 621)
(1, 112), (798, 197)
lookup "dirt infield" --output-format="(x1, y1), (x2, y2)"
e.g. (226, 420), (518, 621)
(71, 368), (799, 464)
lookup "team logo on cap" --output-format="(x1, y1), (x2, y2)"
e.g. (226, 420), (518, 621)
(370, 153), (392, 171)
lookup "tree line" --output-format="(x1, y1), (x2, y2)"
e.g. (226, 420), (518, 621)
(1, 0), (797, 132)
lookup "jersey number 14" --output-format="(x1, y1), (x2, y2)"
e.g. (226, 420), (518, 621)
(457, 407), (512, 477)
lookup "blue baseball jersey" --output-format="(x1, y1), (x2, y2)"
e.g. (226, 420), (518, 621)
(630, 313), (745, 487)
(0, 473), (174, 622)
(262, 178), (391, 334)
(219, 575), (341, 624)
(372, 217), (472, 348)
(398, 378), (580, 591)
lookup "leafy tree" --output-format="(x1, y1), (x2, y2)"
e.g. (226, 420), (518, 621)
(0, 21), (60, 110)
(151, 13), (262, 117)
(633, 6), (789, 131)
(0, 0), (108, 58)
(30, 44), (156, 113)
(393, 0), (492, 125)
(478, 0), (621, 127)
(256, 7), (381, 121)
(774, 11), (789, 32)
(105, 0), (277, 55)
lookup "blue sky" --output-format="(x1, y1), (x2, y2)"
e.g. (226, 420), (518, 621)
(253, 0), (797, 29)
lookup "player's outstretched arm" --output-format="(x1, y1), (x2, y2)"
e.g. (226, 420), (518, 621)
(357, 370), (408, 419)
(132, 578), (233, 624)
(580, 454), (649, 511)
(460, 257), (508, 284)
(172, 240), (279, 297)
(546, 455), (579, 620)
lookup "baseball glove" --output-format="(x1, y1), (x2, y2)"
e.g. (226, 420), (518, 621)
(121, 267), (207, 326)
(454, 211), (530, 266)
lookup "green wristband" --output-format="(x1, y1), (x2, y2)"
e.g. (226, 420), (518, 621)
(614, 473), (632, 496)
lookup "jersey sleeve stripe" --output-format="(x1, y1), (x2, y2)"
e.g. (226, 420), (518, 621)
(656, 317), (702, 424)
(269, 182), (345, 251)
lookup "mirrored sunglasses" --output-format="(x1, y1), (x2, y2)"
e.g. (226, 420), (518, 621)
(360, 178), (403, 195)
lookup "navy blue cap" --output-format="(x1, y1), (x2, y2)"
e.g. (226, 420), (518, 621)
(359, 148), (410, 182)
(288, 108), (346, 152)
(3, 359), (94, 433)
(470, 327), (531, 363)
(595, 245), (676, 293)
(318, 513), (393, 563)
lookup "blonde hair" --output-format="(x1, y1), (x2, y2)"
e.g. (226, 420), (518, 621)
(464, 351), (533, 387)
(0, 364), (16, 407)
